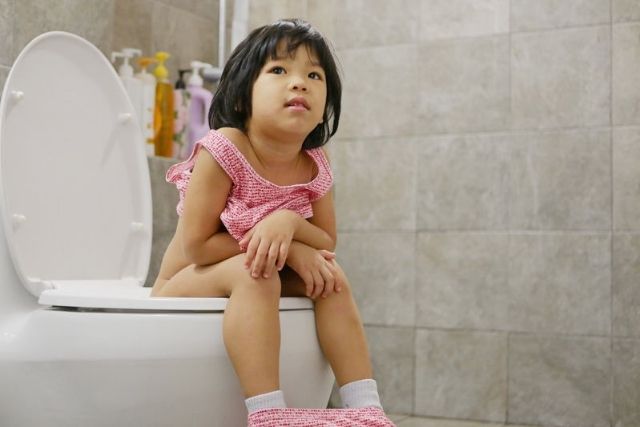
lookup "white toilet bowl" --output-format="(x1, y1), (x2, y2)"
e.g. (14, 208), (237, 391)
(0, 32), (334, 427)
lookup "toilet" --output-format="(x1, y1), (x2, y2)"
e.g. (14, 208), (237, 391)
(0, 32), (334, 427)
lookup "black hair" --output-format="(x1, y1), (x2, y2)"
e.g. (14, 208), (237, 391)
(208, 19), (341, 149)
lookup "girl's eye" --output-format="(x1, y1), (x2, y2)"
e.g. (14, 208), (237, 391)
(269, 66), (286, 74)
(309, 71), (323, 80)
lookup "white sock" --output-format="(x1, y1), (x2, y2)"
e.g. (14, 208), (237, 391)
(339, 379), (382, 409)
(245, 390), (287, 413)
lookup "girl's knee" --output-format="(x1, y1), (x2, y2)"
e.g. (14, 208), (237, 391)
(217, 255), (282, 297)
(332, 262), (352, 294)
(152, 281), (184, 297)
(313, 264), (354, 306)
(150, 282), (164, 297)
(237, 272), (282, 299)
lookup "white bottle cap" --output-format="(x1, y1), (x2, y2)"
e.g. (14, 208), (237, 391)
(111, 48), (142, 79)
(188, 61), (213, 86)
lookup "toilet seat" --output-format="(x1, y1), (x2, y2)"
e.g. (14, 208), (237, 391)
(0, 32), (315, 313)
(38, 279), (312, 311)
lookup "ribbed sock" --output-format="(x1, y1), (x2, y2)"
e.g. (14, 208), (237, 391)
(245, 390), (287, 414)
(339, 379), (382, 409)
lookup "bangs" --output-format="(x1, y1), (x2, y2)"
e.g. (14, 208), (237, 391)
(269, 41), (322, 66)
(257, 22), (329, 69)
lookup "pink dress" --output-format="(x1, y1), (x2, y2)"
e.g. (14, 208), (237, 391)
(166, 129), (334, 242)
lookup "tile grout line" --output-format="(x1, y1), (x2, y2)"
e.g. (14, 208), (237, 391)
(411, 133), (419, 418)
(338, 229), (634, 234)
(412, 179), (418, 418)
(506, 0), (513, 423)
(336, 21), (636, 53)
(335, 124), (622, 142)
(609, 1), (615, 426)
(412, 31), (420, 419)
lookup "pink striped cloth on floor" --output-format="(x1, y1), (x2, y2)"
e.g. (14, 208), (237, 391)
(247, 407), (396, 427)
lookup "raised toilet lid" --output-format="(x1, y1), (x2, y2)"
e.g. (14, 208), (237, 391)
(0, 32), (311, 312)
(0, 31), (152, 303)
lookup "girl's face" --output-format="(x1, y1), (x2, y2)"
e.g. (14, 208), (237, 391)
(248, 42), (327, 139)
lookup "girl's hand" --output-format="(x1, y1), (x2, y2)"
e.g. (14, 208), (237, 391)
(287, 242), (342, 299)
(239, 210), (299, 279)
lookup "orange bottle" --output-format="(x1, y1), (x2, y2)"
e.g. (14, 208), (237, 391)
(152, 51), (174, 157)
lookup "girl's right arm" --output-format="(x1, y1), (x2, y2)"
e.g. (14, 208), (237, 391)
(180, 148), (240, 266)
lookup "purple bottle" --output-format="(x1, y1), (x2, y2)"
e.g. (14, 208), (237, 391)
(185, 61), (214, 158)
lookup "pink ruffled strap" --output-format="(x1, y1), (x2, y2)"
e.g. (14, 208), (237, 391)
(248, 407), (396, 427)
(305, 148), (333, 202)
(166, 130), (241, 185)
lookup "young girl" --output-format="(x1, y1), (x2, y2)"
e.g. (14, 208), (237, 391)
(151, 19), (395, 426)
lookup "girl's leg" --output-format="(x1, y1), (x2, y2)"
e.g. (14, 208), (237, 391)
(154, 254), (282, 398)
(223, 262), (282, 398)
(254, 268), (395, 426)
(281, 265), (372, 386)
(312, 264), (373, 386)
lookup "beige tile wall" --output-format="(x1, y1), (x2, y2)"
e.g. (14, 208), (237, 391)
(249, 1), (640, 426)
(2, 1), (640, 426)
(0, 0), (14, 67)
(0, 0), (218, 90)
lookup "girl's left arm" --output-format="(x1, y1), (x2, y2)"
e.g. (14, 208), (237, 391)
(299, 147), (338, 250)
(299, 188), (337, 250)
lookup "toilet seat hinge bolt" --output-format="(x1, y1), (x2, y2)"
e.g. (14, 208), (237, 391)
(130, 222), (145, 233)
(12, 213), (26, 230)
(11, 90), (24, 101)
(118, 112), (133, 123)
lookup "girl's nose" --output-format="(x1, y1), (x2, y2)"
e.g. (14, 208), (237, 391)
(290, 76), (308, 91)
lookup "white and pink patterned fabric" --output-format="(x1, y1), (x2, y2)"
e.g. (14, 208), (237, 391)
(247, 407), (396, 427)
(166, 129), (333, 242)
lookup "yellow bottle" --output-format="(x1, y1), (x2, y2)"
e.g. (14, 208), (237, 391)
(153, 51), (174, 157)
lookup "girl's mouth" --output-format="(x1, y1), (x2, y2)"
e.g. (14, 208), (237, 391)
(285, 97), (310, 111)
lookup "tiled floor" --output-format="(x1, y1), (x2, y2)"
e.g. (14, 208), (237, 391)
(388, 414), (537, 427)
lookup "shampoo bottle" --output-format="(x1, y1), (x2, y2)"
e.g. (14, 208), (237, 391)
(136, 57), (157, 157)
(173, 69), (191, 160)
(152, 51), (174, 158)
(186, 61), (214, 156)
(111, 48), (142, 127)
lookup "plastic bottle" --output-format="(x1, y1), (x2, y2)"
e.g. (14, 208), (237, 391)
(173, 69), (191, 160)
(136, 57), (157, 157)
(186, 61), (214, 157)
(152, 51), (174, 158)
(111, 48), (142, 128)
